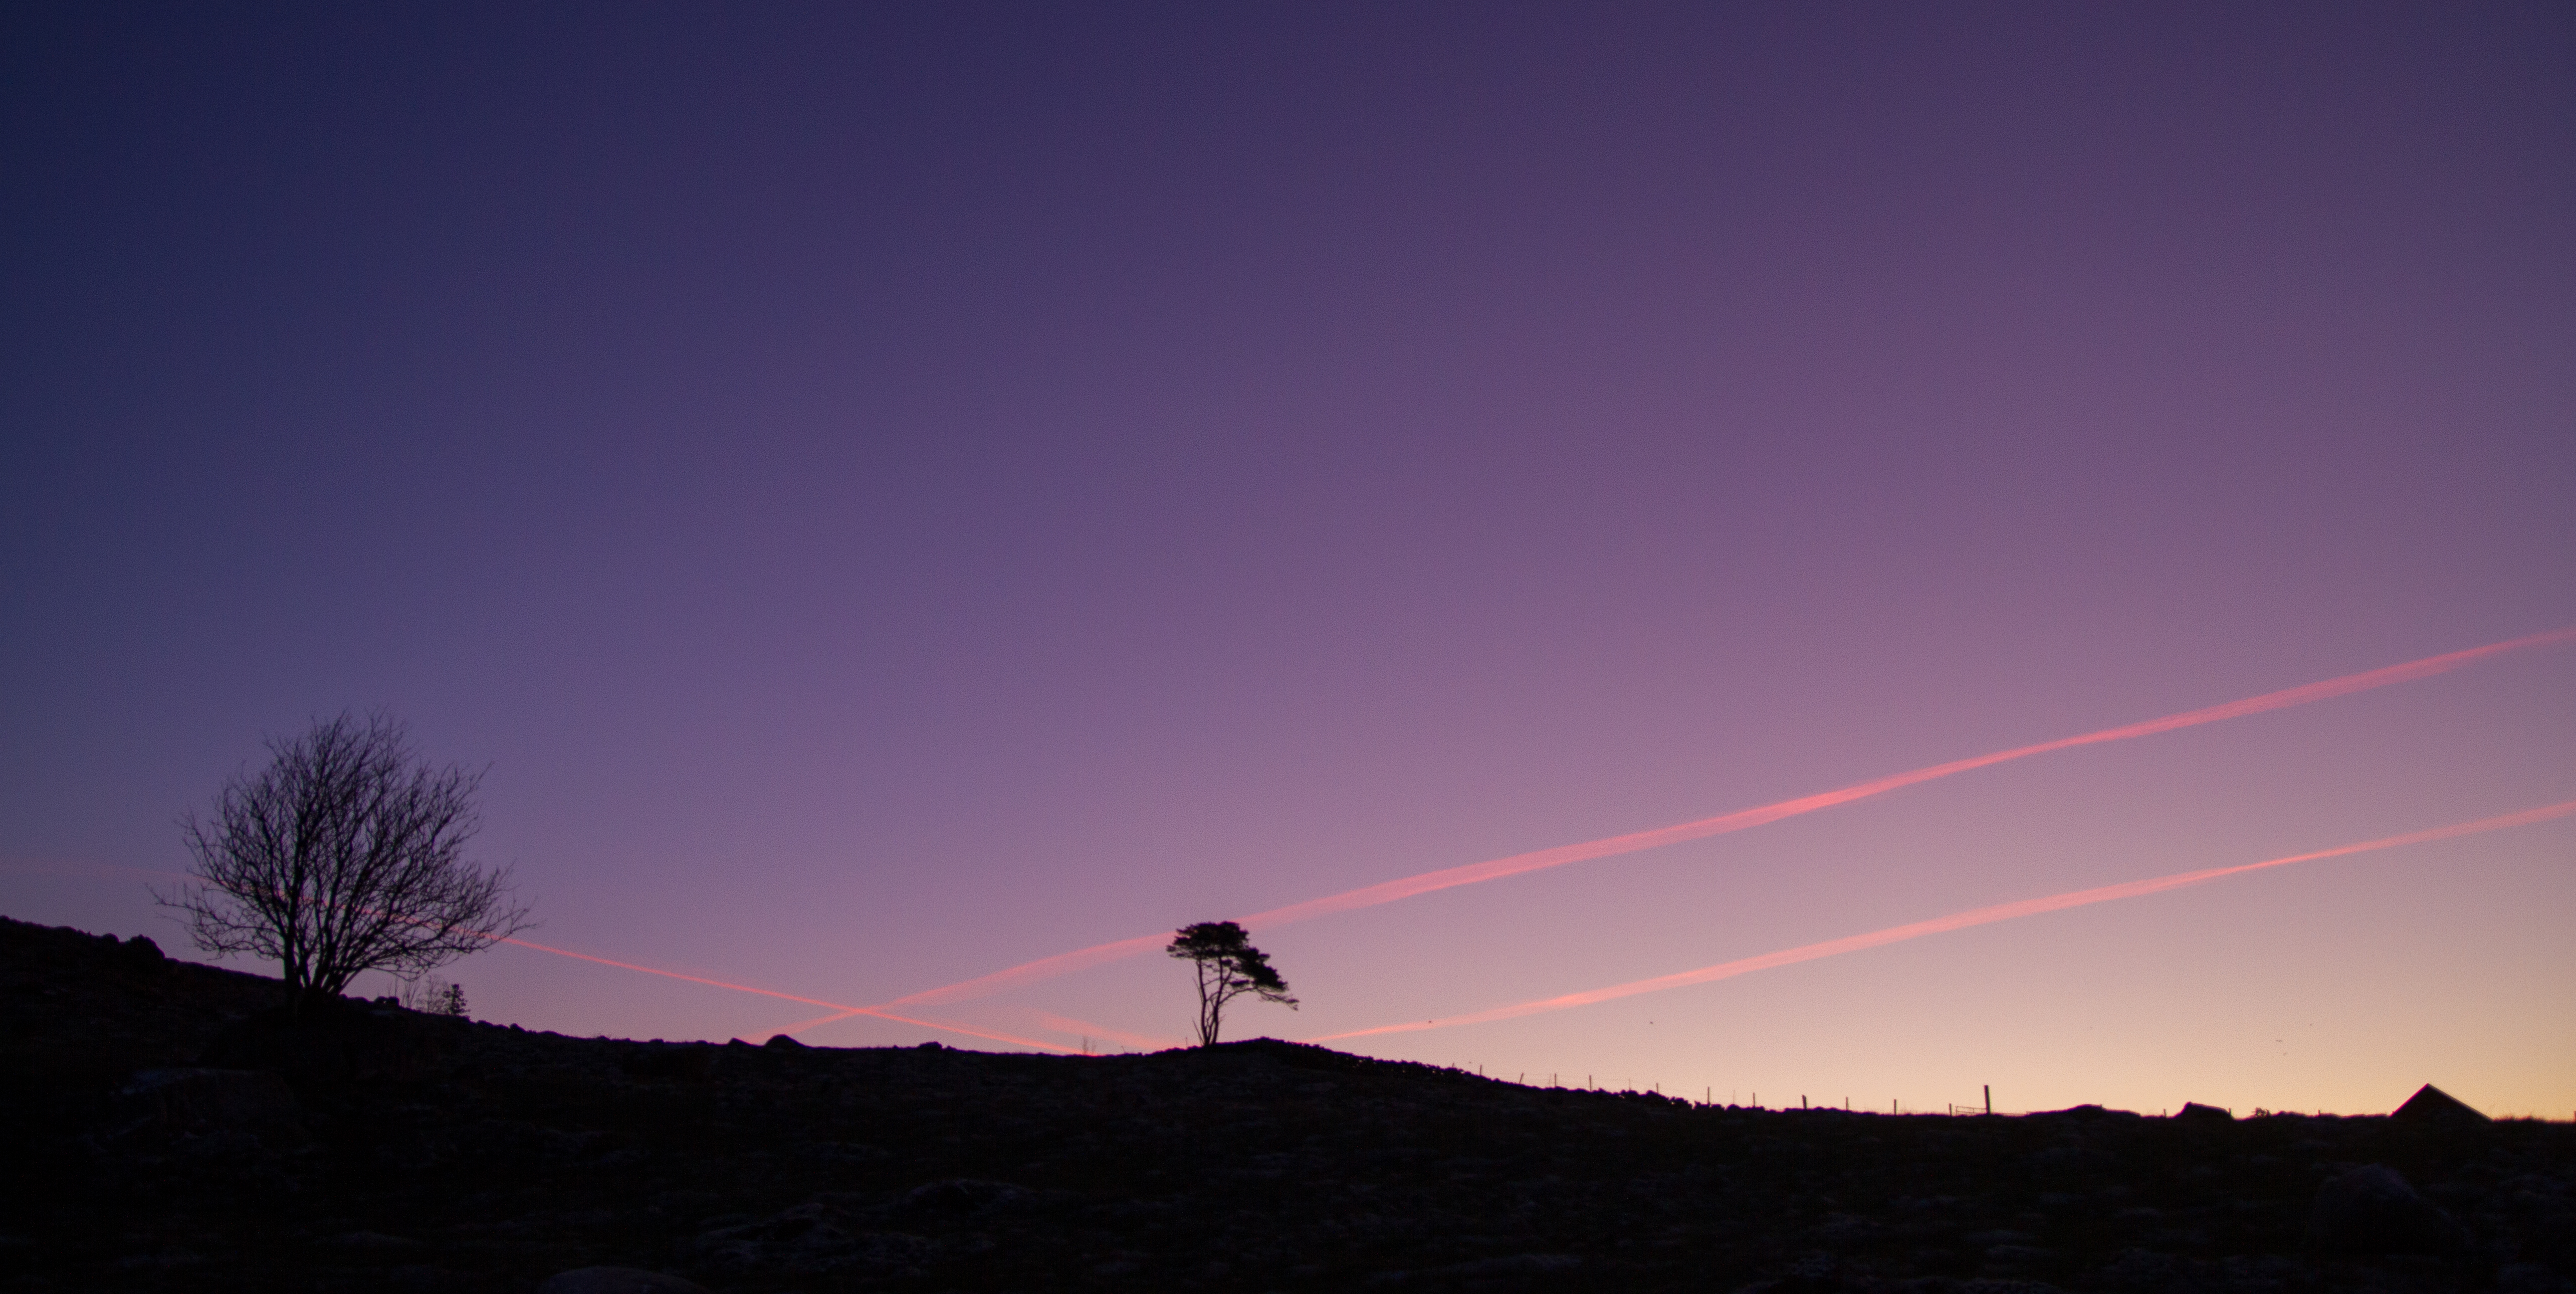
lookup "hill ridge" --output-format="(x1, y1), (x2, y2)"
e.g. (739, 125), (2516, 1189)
(4, 915), (2567, 1292)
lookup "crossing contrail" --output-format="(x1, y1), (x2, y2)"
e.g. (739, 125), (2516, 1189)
(491, 936), (1072, 1052)
(867, 626), (2576, 1013)
(92, 627), (2568, 1051)
(1308, 798), (2576, 1042)
(1026, 1010), (1180, 1052)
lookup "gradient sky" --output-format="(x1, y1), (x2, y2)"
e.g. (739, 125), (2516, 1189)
(6, 3), (2571, 1117)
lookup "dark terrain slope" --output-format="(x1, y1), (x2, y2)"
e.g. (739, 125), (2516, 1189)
(2, 915), (2570, 1293)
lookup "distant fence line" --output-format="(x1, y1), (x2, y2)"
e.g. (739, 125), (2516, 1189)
(1492, 1071), (2006, 1116)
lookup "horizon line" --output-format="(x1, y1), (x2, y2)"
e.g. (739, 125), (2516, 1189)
(848, 624), (2576, 1020)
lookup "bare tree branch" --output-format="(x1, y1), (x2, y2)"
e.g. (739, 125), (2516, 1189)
(156, 713), (533, 1012)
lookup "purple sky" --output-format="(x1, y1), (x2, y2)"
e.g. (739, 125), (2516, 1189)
(6, 3), (2572, 1116)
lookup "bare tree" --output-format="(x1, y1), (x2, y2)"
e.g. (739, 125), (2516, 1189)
(159, 713), (532, 1013)
(1167, 920), (1296, 1046)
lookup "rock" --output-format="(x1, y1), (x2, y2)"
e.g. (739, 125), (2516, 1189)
(2029, 1144), (2114, 1183)
(118, 935), (167, 970)
(2096, 1247), (2201, 1289)
(688, 1199), (935, 1276)
(620, 1043), (715, 1080)
(894, 1178), (1031, 1220)
(1965, 1230), (2039, 1248)
(762, 1033), (806, 1050)
(799, 1140), (889, 1166)
(1438, 1252), (1580, 1277)
(2391, 1083), (2489, 1125)
(2173, 1102), (2232, 1123)
(2496, 1261), (2576, 1293)
(536, 1267), (713, 1294)
(119, 1067), (300, 1135)
(2306, 1163), (2471, 1256)
(328, 1231), (425, 1249)
(1982, 1243), (2055, 1269)
(198, 997), (444, 1086)
(1732, 1252), (1840, 1292)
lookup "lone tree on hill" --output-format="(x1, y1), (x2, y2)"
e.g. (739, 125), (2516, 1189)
(159, 713), (532, 1014)
(1167, 920), (1296, 1046)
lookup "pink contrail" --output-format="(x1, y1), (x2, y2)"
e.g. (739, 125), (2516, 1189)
(1026, 1010), (1181, 1052)
(1311, 798), (2576, 1041)
(883, 934), (1170, 1008)
(97, 858), (1067, 1050)
(765, 1005), (888, 1036)
(881, 626), (2576, 1009)
(491, 936), (1072, 1052)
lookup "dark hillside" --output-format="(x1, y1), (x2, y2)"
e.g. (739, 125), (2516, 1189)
(3, 916), (2569, 1293)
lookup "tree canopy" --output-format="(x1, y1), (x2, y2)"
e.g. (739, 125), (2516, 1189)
(1167, 920), (1296, 1046)
(160, 713), (532, 1012)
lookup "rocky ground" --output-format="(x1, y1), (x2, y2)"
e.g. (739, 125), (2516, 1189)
(3, 916), (2570, 1293)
